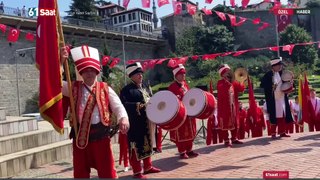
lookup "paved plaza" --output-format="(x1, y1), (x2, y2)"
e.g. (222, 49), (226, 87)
(12, 130), (320, 179)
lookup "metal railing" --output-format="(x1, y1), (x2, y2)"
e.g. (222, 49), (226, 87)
(1, 6), (164, 39)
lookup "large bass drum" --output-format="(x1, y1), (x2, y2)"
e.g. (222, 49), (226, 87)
(146, 90), (187, 130)
(182, 88), (215, 119)
(281, 70), (294, 94)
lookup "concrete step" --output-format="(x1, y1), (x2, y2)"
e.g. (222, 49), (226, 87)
(0, 121), (70, 156)
(0, 116), (38, 137)
(0, 107), (5, 121)
(0, 139), (72, 178)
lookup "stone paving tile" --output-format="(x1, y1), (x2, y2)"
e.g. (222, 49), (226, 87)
(12, 131), (320, 179)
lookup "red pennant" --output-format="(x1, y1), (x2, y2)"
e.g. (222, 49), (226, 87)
(233, 50), (248, 56)
(202, 8), (213, 15)
(264, 0), (271, 2)
(126, 59), (140, 64)
(142, 61), (149, 70)
(148, 60), (157, 69)
(227, 14), (236, 26)
(230, 0), (235, 7)
(25, 32), (35, 41)
(202, 53), (220, 60)
(221, 52), (233, 57)
(167, 58), (178, 68)
(179, 56), (188, 65)
(257, 22), (269, 31)
(248, 76), (258, 125)
(0, 24), (6, 33)
(242, 0), (250, 8)
(270, 1), (281, 12)
(191, 55), (199, 60)
(172, 0), (182, 15)
(156, 58), (167, 64)
(300, 42), (313, 45)
(123, 0), (130, 8)
(158, 0), (169, 7)
(252, 18), (261, 25)
(215, 11), (226, 21)
(282, 44), (295, 55)
(109, 58), (120, 68)
(187, 4), (197, 15)
(142, 0), (151, 8)
(235, 17), (247, 26)
(7, 28), (20, 42)
(206, 0), (214, 3)
(102, 56), (111, 66)
(269, 46), (279, 51)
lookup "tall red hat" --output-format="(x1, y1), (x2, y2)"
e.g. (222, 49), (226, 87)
(172, 64), (186, 76)
(71, 45), (101, 75)
(218, 64), (230, 77)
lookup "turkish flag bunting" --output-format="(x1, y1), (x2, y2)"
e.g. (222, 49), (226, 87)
(156, 58), (168, 64)
(142, 61), (149, 70)
(242, 0), (250, 8)
(233, 50), (248, 56)
(158, 0), (169, 7)
(36, 0), (64, 133)
(252, 18), (261, 25)
(0, 24), (6, 33)
(187, 4), (197, 15)
(191, 55), (199, 60)
(25, 32), (35, 41)
(227, 14), (236, 26)
(172, 0), (182, 15)
(264, 0), (271, 2)
(230, 0), (235, 7)
(109, 58), (120, 68)
(270, 1), (281, 11)
(179, 56), (188, 65)
(257, 22), (269, 31)
(123, 0), (130, 8)
(202, 53), (220, 60)
(202, 8), (213, 15)
(215, 11), (226, 21)
(282, 44), (295, 55)
(142, 0), (150, 8)
(221, 52), (233, 57)
(167, 58), (178, 68)
(148, 60), (157, 69)
(206, 0), (214, 3)
(126, 59), (140, 64)
(269, 46), (279, 51)
(102, 56), (111, 66)
(235, 17), (247, 26)
(7, 28), (20, 42)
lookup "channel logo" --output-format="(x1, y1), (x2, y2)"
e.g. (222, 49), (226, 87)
(28, 7), (56, 17)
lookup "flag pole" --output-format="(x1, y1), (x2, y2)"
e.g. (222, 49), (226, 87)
(55, 0), (78, 136)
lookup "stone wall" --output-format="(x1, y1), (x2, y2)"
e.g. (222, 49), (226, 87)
(0, 32), (168, 116)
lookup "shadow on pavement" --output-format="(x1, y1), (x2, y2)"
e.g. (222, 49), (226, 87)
(152, 156), (188, 172)
(201, 165), (249, 172)
(228, 137), (272, 149)
(294, 133), (320, 141)
(274, 147), (312, 154)
(241, 155), (270, 161)
(303, 142), (320, 147)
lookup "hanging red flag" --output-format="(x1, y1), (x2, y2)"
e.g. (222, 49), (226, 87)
(142, 61), (149, 70)
(148, 60), (157, 69)
(126, 59), (140, 64)
(191, 55), (199, 60)
(269, 46), (279, 51)
(102, 56), (111, 66)
(248, 76), (258, 126)
(233, 50), (248, 56)
(25, 32), (35, 41)
(227, 14), (237, 26)
(302, 73), (311, 124)
(167, 58), (178, 68)
(230, 0), (235, 7)
(242, 0), (250, 8)
(37, 0), (64, 134)
(202, 8), (213, 15)
(179, 56), (188, 65)
(215, 11), (226, 21)
(277, 14), (292, 32)
(156, 58), (167, 64)
(7, 28), (20, 42)
(0, 24), (6, 33)
(187, 3), (197, 15)
(172, 0), (182, 15)
(206, 0), (214, 3)
(202, 53), (220, 60)
(221, 52), (233, 57)
(282, 44), (295, 55)
(158, 0), (169, 7)
(252, 18), (261, 25)
(123, 0), (130, 8)
(109, 58), (120, 68)
(142, 0), (151, 8)
(235, 17), (247, 26)
(257, 22), (269, 31)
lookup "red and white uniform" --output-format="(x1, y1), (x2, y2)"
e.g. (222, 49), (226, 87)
(246, 106), (266, 138)
(238, 108), (247, 140)
(309, 97), (320, 131)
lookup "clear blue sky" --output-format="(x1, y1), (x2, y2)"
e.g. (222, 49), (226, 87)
(3, 0), (288, 17)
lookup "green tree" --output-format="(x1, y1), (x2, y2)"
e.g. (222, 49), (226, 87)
(279, 24), (318, 67)
(67, 0), (101, 21)
(212, 5), (234, 33)
(306, 0), (320, 8)
(175, 27), (199, 56)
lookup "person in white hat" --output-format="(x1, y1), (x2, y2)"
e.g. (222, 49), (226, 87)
(217, 64), (245, 147)
(120, 62), (161, 179)
(168, 64), (199, 159)
(60, 45), (129, 178)
(260, 57), (293, 139)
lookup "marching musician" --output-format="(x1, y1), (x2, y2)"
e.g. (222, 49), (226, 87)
(237, 102), (247, 140)
(217, 64), (245, 147)
(168, 64), (199, 159)
(120, 62), (161, 178)
(246, 101), (266, 138)
(291, 96), (304, 133)
(60, 46), (129, 178)
(260, 57), (293, 139)
(308, 88), (320, 131)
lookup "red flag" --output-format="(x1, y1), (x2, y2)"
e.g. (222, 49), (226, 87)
(230, 0), (235, 7)
(126, 59), (140, 64)
(37, 0), (64, 133)
(227, 14), (237, 26)
(179, 56), (188, 65)
(167, 58), (178, 68)
(233, 50), (248, 56)
(269, 46), (279, 51)
(187, 4), (197, 15)
(202, 8), (213, 15)
(252, 18), (261, 25)
(318, 42), (320, 49)
(206, 0), (214, 3)
(277, 14), (292, 32)
(258, 22), (270, 31)
(191, 55), (199, 60)
(221, 52), (233, 57)
(0, 24), (6, 33)
(142, 0), (150, 8)
(242, 0), (250, 8)
(7, 28), (20, 42)
(215, 11), (226, 21)
(248, 76), (258, 124)
(282, 44), (295, 55)
(235, 17), (247, 26)
(102, 56), (111, 66)
(148, 60), (157, 69)
(156, 58), (167, 64)
(25, 32), (35, 41)
(172, 0), (182, 15)
(109, 58), (120, 68)
(202, 53), (220, 60)
(123, 0), (130, 8)
(302, 73), (311, 123)
(142, 61), (149, 70)
(158, 0), (169, 7)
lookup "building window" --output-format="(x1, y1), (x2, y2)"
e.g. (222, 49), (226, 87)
(133, 24), (137, 30)
(129, 14), (132, 21)
(113, 17), (117, 24)
(119, 16), (122, 23)
(123, 15), (126, 22)
(132, 12), (136, 20)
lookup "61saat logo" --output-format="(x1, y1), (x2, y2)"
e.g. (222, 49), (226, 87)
(28, 7), (56, 17)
